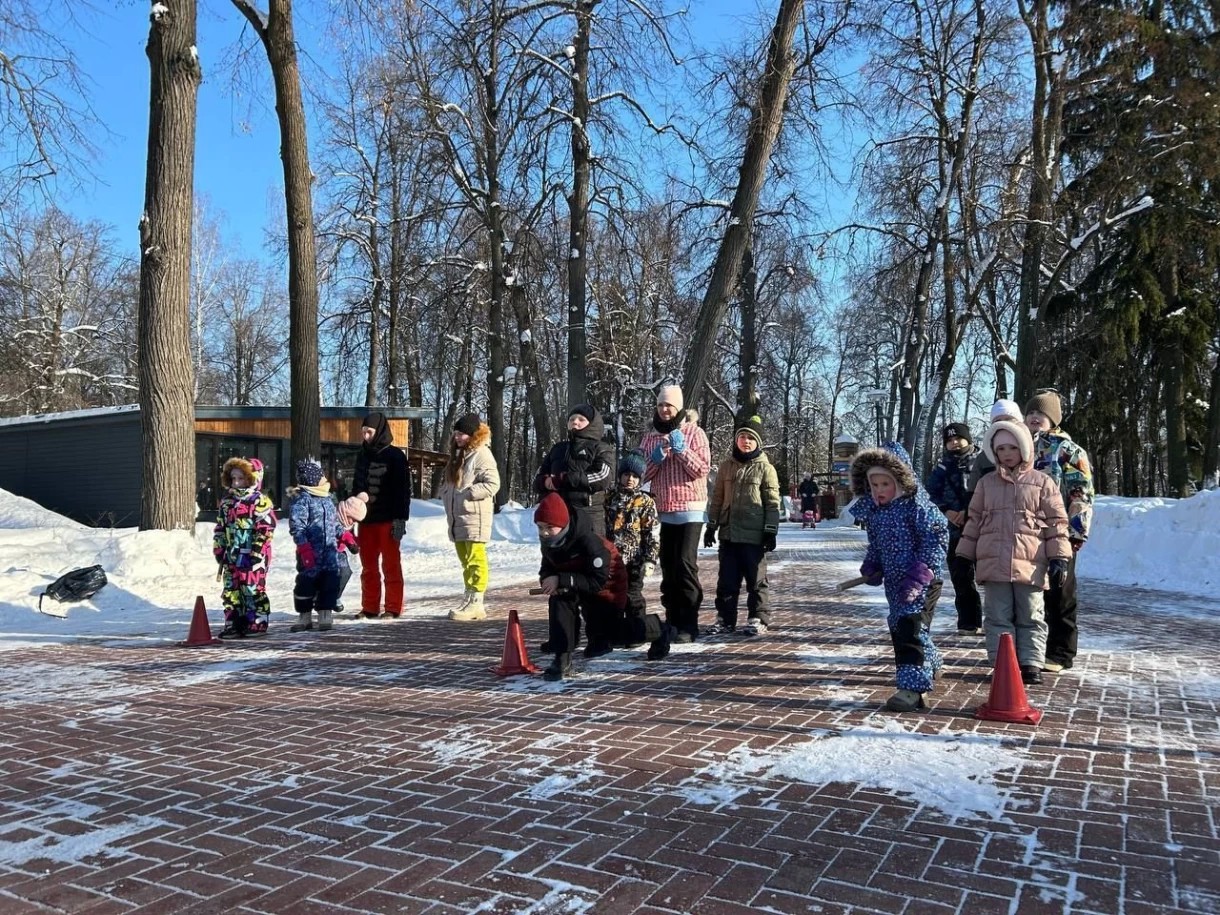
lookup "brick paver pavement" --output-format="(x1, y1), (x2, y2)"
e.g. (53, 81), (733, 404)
(2, 523), (1217, 914)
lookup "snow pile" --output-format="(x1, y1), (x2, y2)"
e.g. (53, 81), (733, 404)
(0, 488), (542, 647)
(678, 716), (1026, 822)
(1078, 491), (1220, 592)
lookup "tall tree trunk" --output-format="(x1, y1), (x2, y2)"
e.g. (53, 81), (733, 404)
(565, 1), (593, 407)
(1014, 0), (1064, 403)
(510, 280), (553, 458)
(682, 0), (803, 402)
(737, 243), (757, 415)
(1203, 326), (1220, 486)
(138, 0), (200, 531)
(231, 0), (321, 464)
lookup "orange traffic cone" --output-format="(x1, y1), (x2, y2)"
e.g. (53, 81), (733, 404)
(975, 632), (1042, 724)
(491, 606), (539, 676)
(179, 596), (221, 647)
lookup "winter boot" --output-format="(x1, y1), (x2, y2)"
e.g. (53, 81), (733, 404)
(450, 591), (487, 622)
(317, 609), (333, 631)
(543, 653), (572, 682)
(447, 590), (474, 619)
(645, 616), (671, 661)
(1020, 664), (1043, 685)
(583, 641), (612, 659)
(884, 689), (926, 712)
(290, 612), (314, 632)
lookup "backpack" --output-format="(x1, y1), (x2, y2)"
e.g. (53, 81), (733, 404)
(39, 565), (108, 615)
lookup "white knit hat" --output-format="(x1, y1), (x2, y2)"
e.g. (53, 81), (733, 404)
(990, 399), (1023, 422)
(657, 384), (684, 411)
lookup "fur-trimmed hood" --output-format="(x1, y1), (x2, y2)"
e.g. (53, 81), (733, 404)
(221, 456), (264, 493)
(850, 442), (918, 497)
(982, 419), (1034, 471)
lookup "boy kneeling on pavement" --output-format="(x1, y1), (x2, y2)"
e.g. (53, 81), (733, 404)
(534, 493), (670, 681)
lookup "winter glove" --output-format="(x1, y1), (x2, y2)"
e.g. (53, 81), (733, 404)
(339, 530), (359, 554)
(643, 562), (656, 578)
(668, 429), (686, 453)
(898, 561), (935, 604)
(234, 550), (254, 572)
(391, 519), (406, 541)
(1049, 558), (1069, 589)
(296, 543), (316, 571)
(860, 558), (883, 586)
(703, 526), (717, 548)
(650, 442), (666, 464)
(762, 531), (776, 553)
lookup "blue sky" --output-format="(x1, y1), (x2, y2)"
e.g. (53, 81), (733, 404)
(53, 0), (750, 256)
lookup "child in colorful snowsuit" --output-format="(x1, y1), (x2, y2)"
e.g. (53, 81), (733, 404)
(849, 442), (949, 712)
(335, 492), (368, 612)
(704, 415), (781, 636)
(1025, 390), (1094, 673)
(213, 456), (277, 638)
(287, 458), (342, 632)
(956, 419), (1070, 685)
(605, 450), (660, 639)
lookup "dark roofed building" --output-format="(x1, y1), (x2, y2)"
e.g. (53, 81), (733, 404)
(0, 405), (441, 527)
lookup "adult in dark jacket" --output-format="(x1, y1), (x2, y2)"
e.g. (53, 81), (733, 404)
(535, 403), (615, 538)
(925, 422), (982, 633)
(353, 411), (412, 618)
(535, 493), (627, 680)
(798, 474), (820, 513)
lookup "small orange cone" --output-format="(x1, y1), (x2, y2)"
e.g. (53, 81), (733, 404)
(491, 606), (539, 676)
(179, 595), (221, 647)
(976, 632), (1042, 724)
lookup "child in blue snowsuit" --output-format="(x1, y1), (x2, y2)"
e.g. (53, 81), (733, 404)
(850, 442), (950, 712)
(288, 458), (342, 633)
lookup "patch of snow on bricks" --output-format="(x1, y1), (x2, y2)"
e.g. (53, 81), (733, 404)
(678, 716), (1024, 821)
(473, 882), (597, 914)
(0, 661), (144, 703)
(0, 793), (167, 867)
(522, 763), (605, 800)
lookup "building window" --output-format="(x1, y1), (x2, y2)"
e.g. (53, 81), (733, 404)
(197, 435), (283, 511)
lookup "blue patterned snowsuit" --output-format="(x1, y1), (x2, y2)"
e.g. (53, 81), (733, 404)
(854, 443), (950, 692)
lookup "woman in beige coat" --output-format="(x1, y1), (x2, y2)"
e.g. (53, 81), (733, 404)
(956, 419), (1070, 685)
(440, 413), (501, 621)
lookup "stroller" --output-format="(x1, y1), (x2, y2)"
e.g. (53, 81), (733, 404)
(801, 508), (820, 530)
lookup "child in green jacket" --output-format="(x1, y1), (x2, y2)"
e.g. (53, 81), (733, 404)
(703, 415), (781, 636)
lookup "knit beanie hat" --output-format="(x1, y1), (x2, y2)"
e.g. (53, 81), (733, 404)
(657, 384), (684, 411)
(734, 414), (764, 446)
(454, 412), (481, 436)
(568, 403), (596, 424)
(990, 399), (1023, 423)
(338, 492), (369, 526)
(942, 421), (972, 444)
(362, 411), (386, 430)
(534, 492), (570, 528)
(296, 457), (325, 487)
(1024, 391), (1063, 427)
(992, 429), (1020, 451)
(618, 450), (646, 479)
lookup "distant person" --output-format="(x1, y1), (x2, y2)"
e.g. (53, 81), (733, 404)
(353, 412), (412, 618)
(798, 472), (820, 527)
(441, 412), (501, 622)
(212, 457), (277, 639)
(195, 479), (214, 513)
(640, 385), (712, 643)
(704, 415), (780, 637)
(286, 458), (341, 633)
(850, 442), (949, 712)
(925, 422), (983, 634)
(1025, 390), (1094, 674)
(957, 418), (1070, 686)
(535, 404), (615, 538)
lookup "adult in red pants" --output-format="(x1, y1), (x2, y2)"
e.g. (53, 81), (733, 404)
(354, 412), (412, 617)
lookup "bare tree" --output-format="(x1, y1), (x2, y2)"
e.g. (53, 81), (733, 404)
(138, 0), (201, 531)
(230, 0), (321, 464)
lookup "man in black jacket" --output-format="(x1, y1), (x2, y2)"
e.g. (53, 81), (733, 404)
(353, 412), (412, 618)
(925, 422), (982, 633)
(535, 403), (615, 538)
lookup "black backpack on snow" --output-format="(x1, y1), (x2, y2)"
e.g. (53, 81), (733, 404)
(39, 565), (108, 614)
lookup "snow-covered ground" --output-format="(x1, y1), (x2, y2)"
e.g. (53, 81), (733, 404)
(0, 487), (1215, 649)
